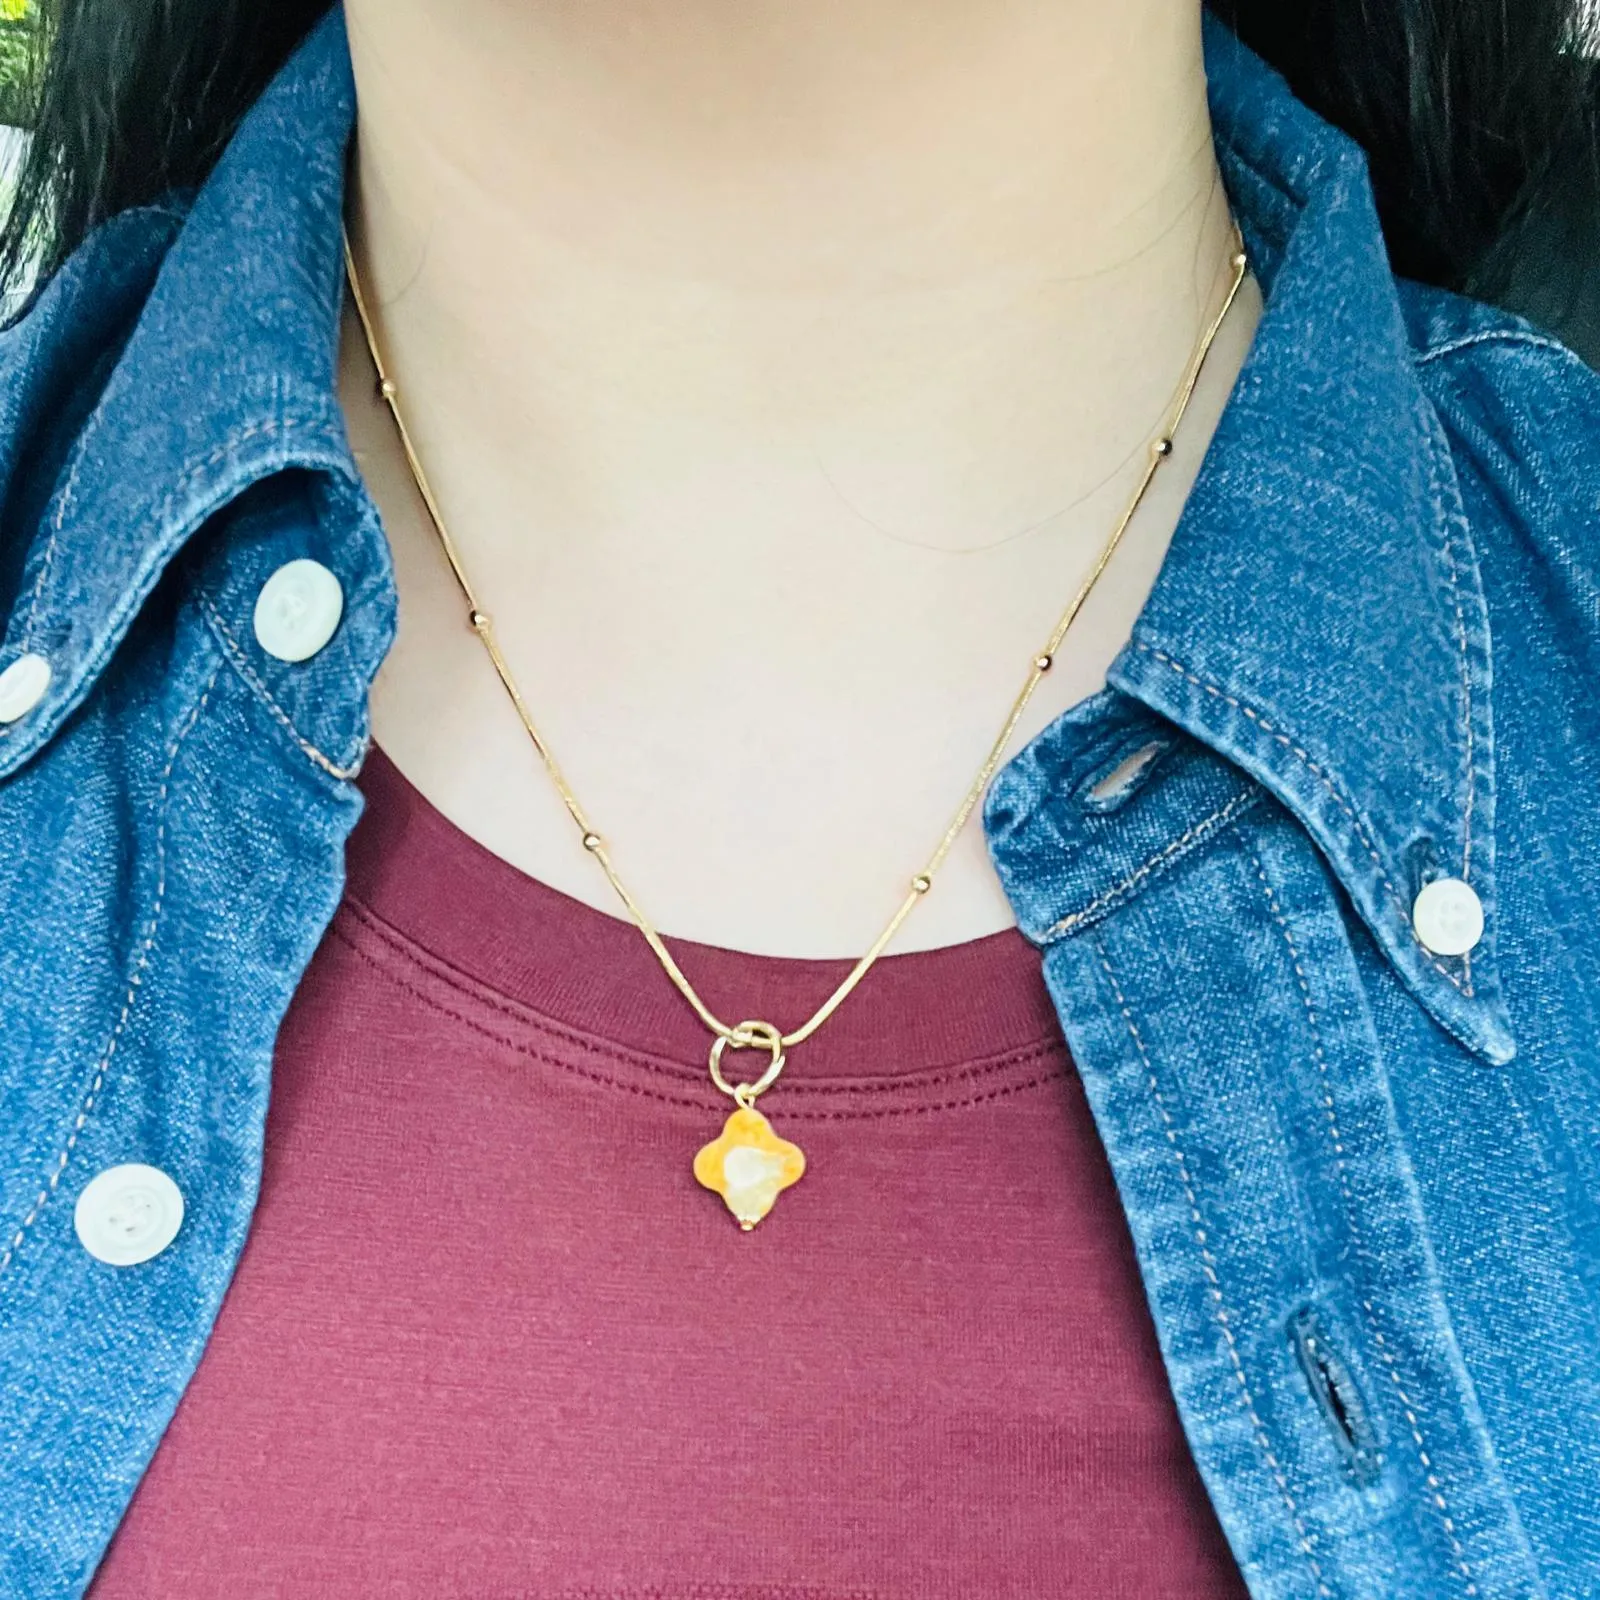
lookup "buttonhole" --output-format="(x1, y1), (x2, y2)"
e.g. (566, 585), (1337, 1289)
(1401, 834), (1441, 890)
(1286, 1303), (1382, 1486)
(1081, 738), (1171, 813)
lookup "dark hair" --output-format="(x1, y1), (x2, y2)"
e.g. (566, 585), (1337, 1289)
(2, 0), (1597, 339)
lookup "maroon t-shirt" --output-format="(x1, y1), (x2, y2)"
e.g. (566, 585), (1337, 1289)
(90, 747), (1248, 1598)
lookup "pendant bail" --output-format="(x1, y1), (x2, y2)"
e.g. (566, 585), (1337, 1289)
(708, 1018), (786, 1104)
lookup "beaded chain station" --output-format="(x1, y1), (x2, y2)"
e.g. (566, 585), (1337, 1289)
(342, 217), (1250, 1227)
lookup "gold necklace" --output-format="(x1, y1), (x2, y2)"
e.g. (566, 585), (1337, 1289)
(342, 219), (1249, 1231)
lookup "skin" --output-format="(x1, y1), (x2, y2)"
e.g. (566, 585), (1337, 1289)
(339, 0), (1263, 959)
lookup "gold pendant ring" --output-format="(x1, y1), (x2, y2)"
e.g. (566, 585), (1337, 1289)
(707, 1019), (786, 1108)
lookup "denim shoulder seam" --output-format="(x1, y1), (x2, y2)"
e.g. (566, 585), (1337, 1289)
(0, 656), (223, 1286)
(1415, 327), (1579, 368)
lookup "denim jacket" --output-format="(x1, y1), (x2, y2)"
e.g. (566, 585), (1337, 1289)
(2, 6), (1599, 1597)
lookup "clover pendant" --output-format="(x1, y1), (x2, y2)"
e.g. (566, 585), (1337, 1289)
(693, 1105), (806, 1230)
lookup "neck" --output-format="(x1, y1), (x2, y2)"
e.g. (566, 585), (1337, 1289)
(342, 0), (1234, 553)
(339, 0), (1258, 956)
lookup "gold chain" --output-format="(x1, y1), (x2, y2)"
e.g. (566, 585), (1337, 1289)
(342, 220), (1249, 1092)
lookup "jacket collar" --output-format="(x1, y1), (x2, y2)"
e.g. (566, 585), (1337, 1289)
(0, 4), (1509, 1059)
(0, 0), (358, 779)
(1107, 17), (1510, 1062)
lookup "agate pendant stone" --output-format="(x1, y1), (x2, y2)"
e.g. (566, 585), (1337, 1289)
(694, 1105), (806, 1229)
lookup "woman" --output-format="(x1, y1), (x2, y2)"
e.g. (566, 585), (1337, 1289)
(0, 0), (1596, 1594)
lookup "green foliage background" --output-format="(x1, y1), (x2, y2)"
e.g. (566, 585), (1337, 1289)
(0, 0), (34, 129)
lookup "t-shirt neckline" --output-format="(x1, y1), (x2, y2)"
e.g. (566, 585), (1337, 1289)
(342, 745), (1065, 1084)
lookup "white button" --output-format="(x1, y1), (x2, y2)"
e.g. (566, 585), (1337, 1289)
(1411, 876), (1484, 956)
(252, 559), (344, 663)
(0, 652), (52, 723)
(74, 1163), (185, 1266)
